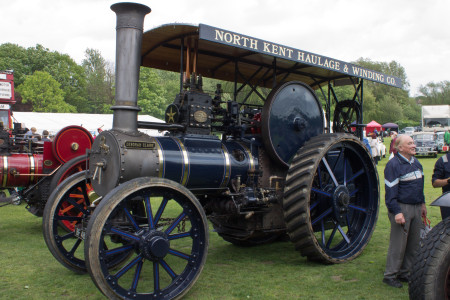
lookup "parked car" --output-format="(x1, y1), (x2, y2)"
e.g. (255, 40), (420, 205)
(435, 131), (448, 153)
(412, 132), (438, 157)
(401, 127), (415, 136)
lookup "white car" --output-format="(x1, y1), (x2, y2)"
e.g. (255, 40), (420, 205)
(401, 127), (415, 136)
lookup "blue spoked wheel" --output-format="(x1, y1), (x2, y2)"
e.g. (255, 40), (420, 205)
(283, 133), (379, 263)
(85, 177), (209, 299)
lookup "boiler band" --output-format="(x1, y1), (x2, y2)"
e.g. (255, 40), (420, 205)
(152, 136), (258, 190)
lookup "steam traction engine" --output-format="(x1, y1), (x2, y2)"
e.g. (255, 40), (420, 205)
(0, 124), (93, 216)
(43, 3), (403, 299)
(0, 71), (94, 215)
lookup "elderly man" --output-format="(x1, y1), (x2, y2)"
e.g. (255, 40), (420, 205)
(383, 134), (427, 288)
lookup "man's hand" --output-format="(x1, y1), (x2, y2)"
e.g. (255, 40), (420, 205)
(394, 213), (405, 225)
(421, 203), (427, 218)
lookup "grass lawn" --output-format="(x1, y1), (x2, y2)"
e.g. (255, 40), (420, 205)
(0, 137), (443, 299)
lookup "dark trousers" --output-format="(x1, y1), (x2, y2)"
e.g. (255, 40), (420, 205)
(384, 202), (422, 279)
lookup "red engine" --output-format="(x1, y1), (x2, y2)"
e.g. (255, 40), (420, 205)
(0, 125), (93, 216)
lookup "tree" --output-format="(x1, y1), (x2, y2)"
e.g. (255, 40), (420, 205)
(82, 48), (114, 113)
(138, 68), (168, 119)
(419, 81), (450, 105)
(0, 43), (29, 86)
(17, 71), (76, 112)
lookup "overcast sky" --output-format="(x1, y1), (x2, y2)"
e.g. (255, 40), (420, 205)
(1, 0), (449, 96)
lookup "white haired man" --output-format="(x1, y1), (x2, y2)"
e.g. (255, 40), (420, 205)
(383, 134), (427, 288)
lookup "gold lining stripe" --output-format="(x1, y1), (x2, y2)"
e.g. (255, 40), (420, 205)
(173, 138), (190, 186)
(237, 142), (255, 171)
(220, 144), (231, 188)
(153, 137), (164, 178)
(29, 155), (35, 182)
(2, 156), (7, 187)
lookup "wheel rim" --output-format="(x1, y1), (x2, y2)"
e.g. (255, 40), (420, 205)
(86, 180), (208, 299)
(310, 141), (378, 258)
(52, 176), (94, 269)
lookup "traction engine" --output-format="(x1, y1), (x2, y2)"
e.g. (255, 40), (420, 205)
(43, 3), (386, 299)
(0, 124), (93, 216)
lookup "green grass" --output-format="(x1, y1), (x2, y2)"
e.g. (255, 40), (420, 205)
(0, 137), (442, 299)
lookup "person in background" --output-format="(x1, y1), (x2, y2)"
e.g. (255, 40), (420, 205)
(431, 151), (450, 219)
(382, 134), (427, 288)
(24, 127), (37, 139)
(444, 128), (450, 146)
(41, 130), (51, 142)
(389, 131), (398, 155)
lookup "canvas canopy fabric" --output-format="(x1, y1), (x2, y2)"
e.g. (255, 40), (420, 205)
(382, 122), (398, 129)
(12, 112), (164, 137)
(366, 120), (382, 133)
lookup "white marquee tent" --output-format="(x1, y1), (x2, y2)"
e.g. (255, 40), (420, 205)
(12, 112), (164, 137)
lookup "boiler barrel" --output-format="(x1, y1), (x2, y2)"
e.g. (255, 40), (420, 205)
(89, 131), (258, 196)
(0, 154), (43, 187)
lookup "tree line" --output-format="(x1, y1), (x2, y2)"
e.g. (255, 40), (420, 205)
(1, 42), (449, 127)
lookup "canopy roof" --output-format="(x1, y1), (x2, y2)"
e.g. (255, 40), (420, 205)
(141, 23), (403, 90)
(382, 122), (398, 128)
(367, 120), (382, 128)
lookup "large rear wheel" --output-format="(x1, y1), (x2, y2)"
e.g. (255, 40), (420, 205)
(409, 217), (450, 300)
(283, 133), (379, 263)
(85, 177), (209, 299)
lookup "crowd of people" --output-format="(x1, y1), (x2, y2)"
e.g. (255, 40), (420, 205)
(382, 131), (448, 289)
(23, 127), (52, 142)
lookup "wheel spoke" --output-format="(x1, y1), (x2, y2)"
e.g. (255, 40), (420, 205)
(165, 212), (187, 235)
(168, 232), (191, 240)
(55, 215), (82, 222)
(348, 204), (367, 213)
(343, 158), (347, 186)
(131, 260), (143, 292)
(114, 255), (143, 279)
(347, 168), (364, 183)
(321, 220), (325, 245)
(153, 262), (160, 292)
(63, 197), (89, 214)
(110, 227), (140, 242)
(311, 207), (332, 225)
(105, 244), (134, 256)
(168, 248), (190, 260)
(337, 225), (351, 244)
(145, 196), (154, 230)
(321, 157), (339, 186)
(311, 187), (332, 197)
(153, 197), (169, 227)
(349, 188), (359, 197)
(326, 224), (338, 249)
(69, 238), (82, 255)
(160, 259), (177, 280)
(59, 231), (75, 241)
(123, 207), (140, 231)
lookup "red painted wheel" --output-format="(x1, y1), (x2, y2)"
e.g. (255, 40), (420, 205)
(49, 155), (88, 232)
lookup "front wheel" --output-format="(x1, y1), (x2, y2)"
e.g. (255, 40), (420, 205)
(283, 133), (379, 263)
(85, 177), (209, 299)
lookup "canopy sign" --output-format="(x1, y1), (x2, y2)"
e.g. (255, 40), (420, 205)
(199, 24), (402, 88)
